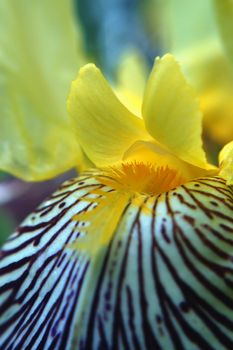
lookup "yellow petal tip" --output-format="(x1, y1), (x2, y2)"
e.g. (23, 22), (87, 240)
(78, 63), (98, 76)
(155, 53), (174, 61)
(219, 141), (233, 186)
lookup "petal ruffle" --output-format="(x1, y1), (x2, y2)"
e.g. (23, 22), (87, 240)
(142, 54), (210, 169)
(67, 64), (147, 167)
(0, 0), (84, 181)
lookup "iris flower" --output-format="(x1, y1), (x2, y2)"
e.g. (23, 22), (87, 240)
(1, 2), (233, 350)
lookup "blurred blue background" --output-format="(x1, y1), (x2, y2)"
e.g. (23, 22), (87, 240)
(75, 0), (157, 76)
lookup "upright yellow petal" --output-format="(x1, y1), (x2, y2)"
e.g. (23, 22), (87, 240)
(0, 0), (85, 181)
(218, 140), (233, 185)
(142, 54), (209, 169)
(67, 64), (147, 167)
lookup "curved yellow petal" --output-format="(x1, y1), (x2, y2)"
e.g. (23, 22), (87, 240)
(0, 0), (85, 181)
(67, 64), (147, 167)
(218, 140), (233, 185)
(142, 54), (209, 169)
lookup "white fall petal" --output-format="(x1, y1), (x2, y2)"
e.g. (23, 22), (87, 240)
(0, 174), (233, 349)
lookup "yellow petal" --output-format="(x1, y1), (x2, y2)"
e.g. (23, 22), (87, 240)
(67, 64), (147, 167)
(218, 140), (233, 185)
(0, 0), (85, 181)
(142, 54), (209, 169)
(71, 188), (132, 257)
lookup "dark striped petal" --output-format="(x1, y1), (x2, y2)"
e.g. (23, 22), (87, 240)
(0, 176), (93, 349)
(0, 175), (233, 349)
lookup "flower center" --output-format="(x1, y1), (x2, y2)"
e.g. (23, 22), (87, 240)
(98, 162), (185, 195)
(71, 163), (185, 256)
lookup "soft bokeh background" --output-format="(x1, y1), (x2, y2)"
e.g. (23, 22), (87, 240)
(0, 0), (232, 245)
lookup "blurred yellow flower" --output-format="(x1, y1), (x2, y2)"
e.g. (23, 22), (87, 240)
(0, 0), (86, 181)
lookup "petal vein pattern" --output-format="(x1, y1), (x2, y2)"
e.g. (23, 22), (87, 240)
(0, 175), (233, 349)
